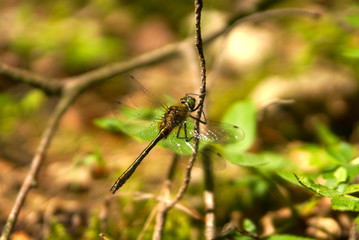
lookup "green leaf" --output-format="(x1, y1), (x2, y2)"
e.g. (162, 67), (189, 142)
(331, 195), (359, 212)
(0, 94), (20, 133)
(242, 218), (257, 234)
(295, 175), (343, 197)
(222, 99), (256, 153)
(83, 215), (102, 240)
(20, 89), (45, 113)
(95, 99), (248, 156)
(266, 235), (315, 240)
(345, 12), (359, 27)
(346, 162), (359, 182)
(94, 117), (126, 133)
(224, 152), (268, 167)
(47, 218), (71, 240)
(326, 141), (354, 164)
(225, 152), (288, 169)
(343, 184), (359, 194)
(277, 172), (301, 186)
(94, 108), (195, 155)
(80, 152), (105, 166)
(333, 166), (348, 184)
(315, 123), (354, 163)
(315, 122), (338, 145)
(343, 48), (359, 59)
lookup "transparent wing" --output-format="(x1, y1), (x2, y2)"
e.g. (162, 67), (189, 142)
(104, 103), (163, 141)
(161, 118), (244, 156)
(111, 104), (196, 156)
(183, 118), (245, 145)
(199, 121), (245, 144)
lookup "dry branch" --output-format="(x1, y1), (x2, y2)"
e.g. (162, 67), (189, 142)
(0, 7), (320, 240)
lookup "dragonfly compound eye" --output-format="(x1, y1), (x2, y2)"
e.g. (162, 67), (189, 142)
(181, 96), (196, 111)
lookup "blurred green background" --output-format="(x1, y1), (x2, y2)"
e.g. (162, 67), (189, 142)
(1, 0), (359, 239)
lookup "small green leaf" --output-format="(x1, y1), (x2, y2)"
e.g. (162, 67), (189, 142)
(48, 218), (72, 240)
(333, 166), (348, 184)
(266, 235), (315, 240)
(315, 122), (338, 145)
(225, 152), (288, 169)
(315, 123), (354, 163)
(346, 163), (359, 181)
(242, 218), (257, 234)
(80, 152), (104, 166)
(326, 141), (354, 164)
(343, 48), (359, 59)
(224, 152), (268, 167)
(20, 89), (45, 113)
(345, 13), (359, 27)
(277, 172), (301, 186)
(331, 195), (359, 212)
(222, 99), (256, 153)
(343, 184), (359, 194)
(295, 175), (342, 197)
(93, 117), (125, 133)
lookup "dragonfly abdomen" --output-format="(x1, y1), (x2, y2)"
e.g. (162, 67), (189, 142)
(109, 132), (165, 194)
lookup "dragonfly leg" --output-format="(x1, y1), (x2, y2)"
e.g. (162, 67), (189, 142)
(176, 121), (194, 142)
(189, 110), (207, 124)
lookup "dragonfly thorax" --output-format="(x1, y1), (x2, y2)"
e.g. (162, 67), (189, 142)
(158, 96), (196, 137)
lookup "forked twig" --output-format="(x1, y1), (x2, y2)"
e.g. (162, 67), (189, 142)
(0, 10), (319, 95)
(0, 5), (320, 239)
(0, 63), (62, 95)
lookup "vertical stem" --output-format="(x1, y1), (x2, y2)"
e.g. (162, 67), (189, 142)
(194, 0), (207, 104)
(194, 1), (215, 238)
(202, 149), (216, 239)
(166, 0), (207, 209)
(152, 1), (208, 239)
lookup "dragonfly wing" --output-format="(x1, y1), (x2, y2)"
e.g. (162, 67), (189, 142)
(161, 131), (195, 155)
(200, 121), (245, 144)
(184, 118), (245, 145)
(114, 104), (162, 141)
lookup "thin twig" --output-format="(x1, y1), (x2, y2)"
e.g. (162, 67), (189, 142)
(165, 0), (207, 210)
(152, 192), (168, 240)
(202, 148), (216, 240)
(0, 7), (320, 240)
(0, 63), (62, 95)
(152, 154), (179, 240)
(134, 192), (203, 221)
(0, 9), (319, 95)
(206, 8), (320, 44)
(137, 204), (158, 240)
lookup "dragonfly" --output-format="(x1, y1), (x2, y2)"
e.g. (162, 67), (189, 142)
(104, 79), (244, 194)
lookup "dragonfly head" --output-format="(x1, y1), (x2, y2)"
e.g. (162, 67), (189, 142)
(180, 95), (196, 111)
